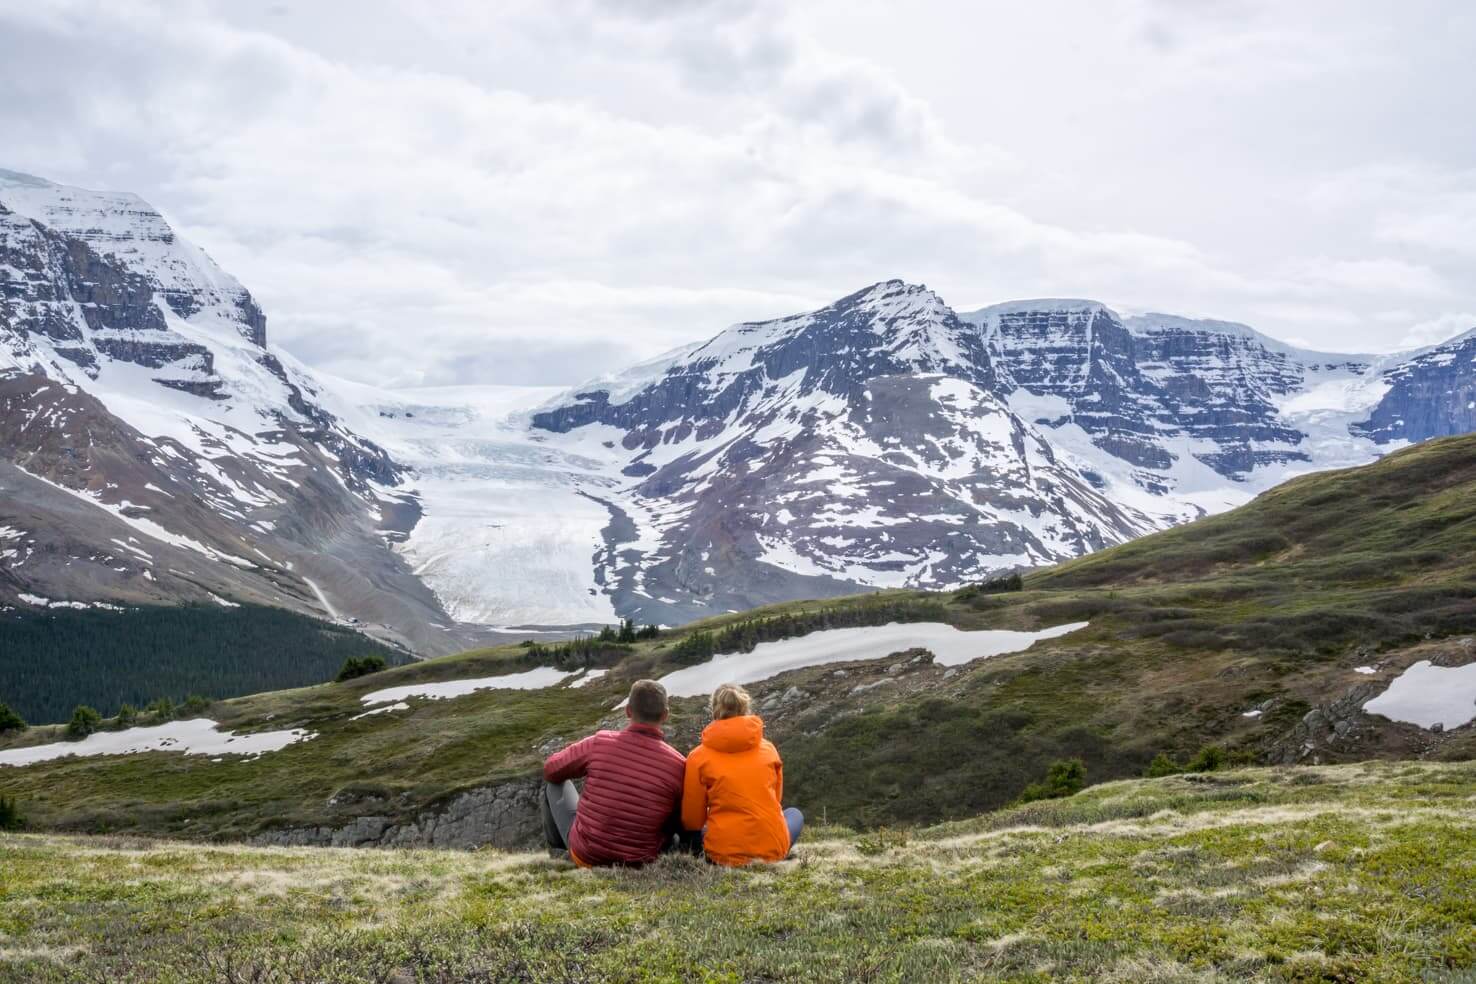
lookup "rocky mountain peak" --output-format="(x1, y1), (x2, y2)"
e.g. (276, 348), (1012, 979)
(532, 279), (997, 437)
(0, 169), (266, 348)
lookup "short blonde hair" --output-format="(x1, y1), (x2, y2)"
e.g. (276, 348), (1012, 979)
(710, 683), (752, 720)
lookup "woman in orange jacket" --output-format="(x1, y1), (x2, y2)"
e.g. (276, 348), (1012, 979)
(681, 683), (804, 865)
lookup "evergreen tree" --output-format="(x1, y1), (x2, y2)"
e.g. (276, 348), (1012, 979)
(67, 705), (102, 739)
(114, 704), (138, 729)
(1144, 752), (1182, 778)
(0, 604), (407, 724)
(179, 695), (212, 716)
(0, 702), (24, 734)
(336, 655), (388, 683)
(0, 796), (22, 831)
(1185, 745), (1225, 773)
(1019, 758), (1087, 803)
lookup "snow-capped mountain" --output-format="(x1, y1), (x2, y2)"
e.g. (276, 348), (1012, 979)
(0, 169), (492, 654)
(960, 301), (1389, 517)
(5, 168), (1475, 640)
(526, 282), (1154, 624)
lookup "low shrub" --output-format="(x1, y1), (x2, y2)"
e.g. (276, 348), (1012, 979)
(179, 695), (212, 716)
(336, 655), (388, 682)
(66, 705), (102, 739)
(1019, 758), (1087, 803)
(956, 573), (1023, 601)
(0, 795), (22, 831)
(1146, 745), (1236, 776)
(0, 701), (24, 734)
(1185, 745), (1226, 773)
(1144, 752), (1183, 778)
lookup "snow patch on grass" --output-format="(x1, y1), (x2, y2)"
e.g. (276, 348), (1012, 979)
(1363, 659), (1476, 730)
(359, 666), (574, 705)
(0, 719), (314, 768)
(654, 621), (1088, 697)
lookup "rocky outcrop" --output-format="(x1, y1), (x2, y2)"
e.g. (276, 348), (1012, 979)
(1354, 331), (1476, 444)
(970, 303), (1348, 480)
(976, 301), (1173, 470)
(252, 778), (543, 850)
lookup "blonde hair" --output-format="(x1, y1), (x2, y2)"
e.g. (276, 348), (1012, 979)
(710, 683), (752, 720)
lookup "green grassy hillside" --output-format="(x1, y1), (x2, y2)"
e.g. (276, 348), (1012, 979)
(1, 435), (1475, 840)
(2, 761), (1473, 983)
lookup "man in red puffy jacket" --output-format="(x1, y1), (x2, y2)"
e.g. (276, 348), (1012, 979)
(542, 679), (686, 866)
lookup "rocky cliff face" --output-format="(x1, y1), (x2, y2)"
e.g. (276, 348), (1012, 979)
(965, 302), (1377, 483)
(252, 778), (543, 850)
(1354, 331), (1476, 445)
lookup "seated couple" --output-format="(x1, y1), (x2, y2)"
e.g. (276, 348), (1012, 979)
(541, 680), (804, 867)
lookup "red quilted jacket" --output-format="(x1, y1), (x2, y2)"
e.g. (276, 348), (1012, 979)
(543, 722), (686, 865)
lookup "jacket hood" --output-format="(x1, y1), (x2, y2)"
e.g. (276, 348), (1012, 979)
(700, 714), (764, 754)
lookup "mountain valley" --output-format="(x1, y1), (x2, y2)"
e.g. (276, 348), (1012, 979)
(3, 167), (1476, 713)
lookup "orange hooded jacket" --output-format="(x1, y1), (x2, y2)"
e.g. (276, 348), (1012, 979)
(681, 714), (790, 866)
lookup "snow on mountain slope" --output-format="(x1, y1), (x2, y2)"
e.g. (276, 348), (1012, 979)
(0, 167), (265, 347)
(0, 170), (474, 654)
(961, 300), (1396, 509)
(326, 286), (1476, 630)
(7, 169), (1475, 638)
(528, 281), (1155, 625)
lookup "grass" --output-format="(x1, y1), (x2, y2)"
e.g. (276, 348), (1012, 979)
(1, 761), (1473, 982)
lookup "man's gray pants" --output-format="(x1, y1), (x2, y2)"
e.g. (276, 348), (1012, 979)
(542, 779), (579, 850)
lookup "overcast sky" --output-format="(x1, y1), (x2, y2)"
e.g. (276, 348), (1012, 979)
(2, 0), (1473, 386)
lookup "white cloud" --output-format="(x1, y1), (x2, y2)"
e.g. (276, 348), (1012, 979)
(1, 0), (1473, 384)
(1401, 312), (1476, 351)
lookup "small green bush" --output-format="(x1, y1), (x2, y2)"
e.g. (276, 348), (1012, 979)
(147, 697), (176, 722)
(1145, 752), (1183, 778)
(1185, 745), (1226, 773)
(0, 701), (25, 734)
(66, 705), (102, 739)
(956, 573), (1024, 601)
(0, 795), (22, 831)
(336, 655), (388, 683)
(179, 695), (212, 716)
(114, 704), (138, 729)
(1019, 758), (1087, 803)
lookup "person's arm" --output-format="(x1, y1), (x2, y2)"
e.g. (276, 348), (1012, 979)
(680, 755), (708, 831)
(773, 747), (784, 805)
(543, 734), (597, 783)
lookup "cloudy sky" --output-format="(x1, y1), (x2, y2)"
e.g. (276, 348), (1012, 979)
(2, 0), (1473, 386)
